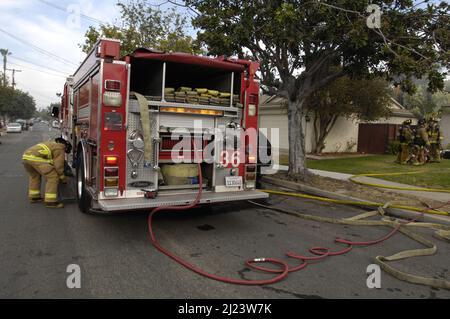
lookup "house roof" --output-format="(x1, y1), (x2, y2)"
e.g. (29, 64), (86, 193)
(259, 94), (417, 119)
(259, 95), (287, 108)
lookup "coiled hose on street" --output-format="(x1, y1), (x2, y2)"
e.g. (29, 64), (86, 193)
(147, 142), (290, 285)
(147, 144), (450, 289)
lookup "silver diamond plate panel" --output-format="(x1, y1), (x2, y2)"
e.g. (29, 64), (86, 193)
(98, 190), (268, 212)
(126, 102), (159, 191)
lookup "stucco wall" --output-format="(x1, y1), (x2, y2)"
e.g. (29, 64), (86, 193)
(259, 114), (289, 152)
(259, 111), (416, 154)
(316, 117), (359, 153)
(259, 112), (358, 154)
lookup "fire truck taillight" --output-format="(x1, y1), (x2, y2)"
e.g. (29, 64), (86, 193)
(104, 165), (119, 198)
(105, 167), (119, 177)
(105, 156), (118, 166)
(248, 94), (258, 116)
(247, 155), (257, 164)
(105, 80), (121, 91)
(105, 178), (119, 187)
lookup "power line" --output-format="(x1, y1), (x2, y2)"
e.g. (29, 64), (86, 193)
(0, 28), (78, 67)
(8, 61), (67, 79)
(9, 56), (70, 76)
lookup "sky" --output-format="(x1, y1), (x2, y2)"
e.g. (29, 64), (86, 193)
(0, 0), (191, 110)
(0, 1), (445, 110)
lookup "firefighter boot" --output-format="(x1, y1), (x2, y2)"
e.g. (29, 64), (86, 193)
(45, 202), (64, 209)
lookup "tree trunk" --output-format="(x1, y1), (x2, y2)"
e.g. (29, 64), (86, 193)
(312, 110), (323, 154)
(287, 99), (308, 178)
(313, 135), (326, 154)
(312, 114), (338, 155)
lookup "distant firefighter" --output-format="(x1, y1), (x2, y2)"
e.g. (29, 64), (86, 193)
(427, 117), (443, 163)
(411, 118), (430, 166)
(396, 119), (414, 165)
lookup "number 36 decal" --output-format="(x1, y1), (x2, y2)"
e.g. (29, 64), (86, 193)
(220, 151), (241, 167)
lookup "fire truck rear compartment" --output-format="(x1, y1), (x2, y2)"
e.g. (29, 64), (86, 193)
(130, 59), (241, 97)
(125, 59), (244, 196)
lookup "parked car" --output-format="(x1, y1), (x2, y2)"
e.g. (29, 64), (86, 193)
(6, 123), (23, 133)
(52, 120), (60, 129)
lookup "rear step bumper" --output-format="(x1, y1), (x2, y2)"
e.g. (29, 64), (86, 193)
(97, 190), (268, 212)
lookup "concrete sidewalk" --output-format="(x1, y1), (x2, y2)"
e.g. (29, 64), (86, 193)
(311, 169), (450, 203)
(265, 165), (450, 203)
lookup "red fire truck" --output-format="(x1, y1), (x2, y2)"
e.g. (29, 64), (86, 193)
(56, 39), (268, 213)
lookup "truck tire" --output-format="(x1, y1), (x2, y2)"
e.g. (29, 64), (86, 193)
(76, 155), (92, 214)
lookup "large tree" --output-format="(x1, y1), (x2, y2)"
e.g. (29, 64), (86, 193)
(307, 76), (391, 154)
(400, 79), (450, 118)
(186, 0), (450, 176)
(0, 86), (36, 120)
(81, 0), (202, 55)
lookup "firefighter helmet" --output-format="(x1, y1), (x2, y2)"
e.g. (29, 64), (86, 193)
(418, 118), (426, 126)
(55, 137), (72, 154)
(402, 119), (412, 125)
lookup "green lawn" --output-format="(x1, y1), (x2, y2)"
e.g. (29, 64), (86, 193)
(283, 155), (450, 189)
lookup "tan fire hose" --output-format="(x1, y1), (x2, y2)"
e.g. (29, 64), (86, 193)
(249, 199), (450, 290)
(131, 92), (153, 166)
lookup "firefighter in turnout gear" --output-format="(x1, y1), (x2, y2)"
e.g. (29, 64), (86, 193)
(427, 118), (443, 163)
(22, 137), (72, 208)
(411, 118), (430, 166)
(396, 119), (414, 164)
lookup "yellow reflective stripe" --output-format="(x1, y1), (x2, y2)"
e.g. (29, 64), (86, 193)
(29, 190), (41, 195)
(22, 155), (53, 164)
(37, 143), (53, 160)
(45, 193), (57, 199)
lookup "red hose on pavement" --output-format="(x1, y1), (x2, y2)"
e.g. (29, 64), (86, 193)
(147, 142), (289, 285)
(147, 142), (421, 285)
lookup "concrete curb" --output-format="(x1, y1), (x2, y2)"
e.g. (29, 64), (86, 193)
(261, 175), (450, 226)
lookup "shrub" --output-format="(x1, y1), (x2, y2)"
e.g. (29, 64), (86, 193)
(387, 140), (401, 155)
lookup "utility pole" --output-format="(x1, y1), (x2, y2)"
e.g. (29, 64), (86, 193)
(6, 68), (22, 90)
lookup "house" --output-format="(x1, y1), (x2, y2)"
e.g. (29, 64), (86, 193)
(258, 95), (417, 155)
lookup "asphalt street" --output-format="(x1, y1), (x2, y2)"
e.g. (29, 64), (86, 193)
(0, 122), (449, 298)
